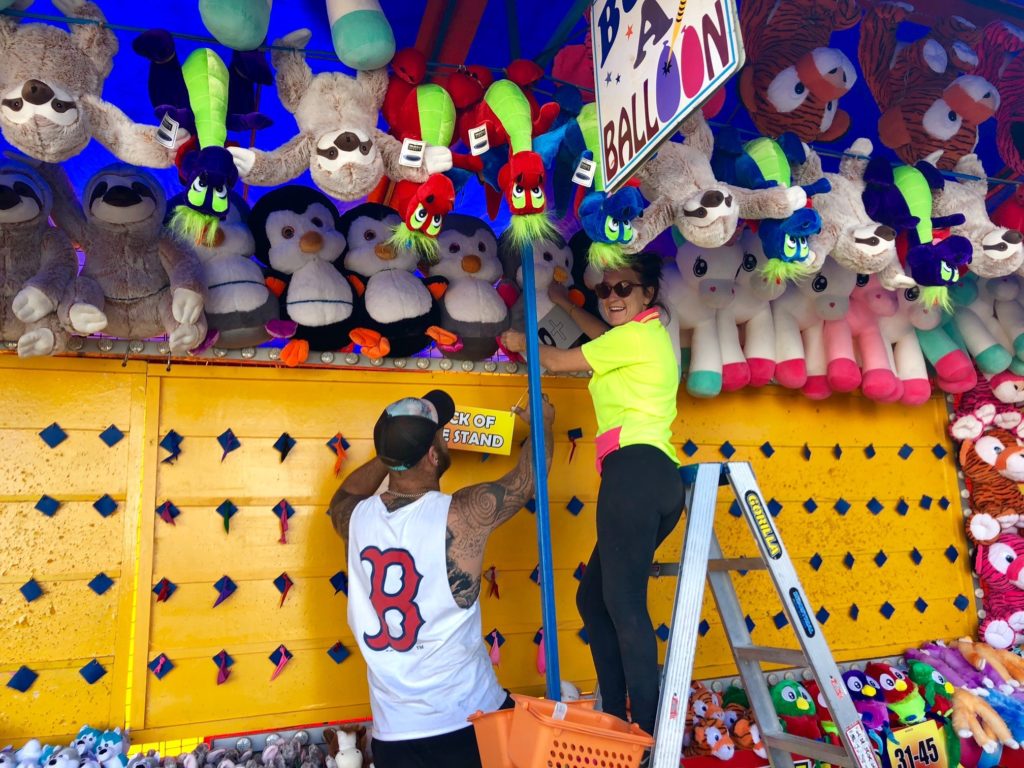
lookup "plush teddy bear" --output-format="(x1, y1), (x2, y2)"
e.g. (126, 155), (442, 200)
(340, 202), (453, 358)
(626, 111), (807, 253)
(248, 185), (358, 366)
(0, 0), (180, 166)
(38, 162), (207, 354)
(933, 154), (1024, 279)
(229, 29), (451, 202)
(738, 0), (860, 142)
(431, 213), (509, 360)
(791, 138), (907, 289)
(0, 160), (77, 357)
(858, 3), (1000, 169)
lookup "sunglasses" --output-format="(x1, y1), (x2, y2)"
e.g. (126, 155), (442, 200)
(595, 281), (643, 299)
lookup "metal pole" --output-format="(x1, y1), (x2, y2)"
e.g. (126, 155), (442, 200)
(519, 239), (561, 700)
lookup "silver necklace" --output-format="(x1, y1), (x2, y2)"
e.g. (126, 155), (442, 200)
(384, 488), (431, 499)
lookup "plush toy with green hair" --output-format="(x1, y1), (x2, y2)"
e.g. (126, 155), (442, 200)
(732, 133), (832, 284)
(862, 155), (974, 311)
(166, 49), (240, 248)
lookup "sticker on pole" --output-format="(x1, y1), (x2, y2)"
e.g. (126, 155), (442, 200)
(442, 406), (515, 456)
(591, 0), (745, 192)
(846, 721), (882, 768)
(744, 490), (781, 559)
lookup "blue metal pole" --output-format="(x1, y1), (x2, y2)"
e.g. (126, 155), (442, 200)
(519, 239), (561, 700)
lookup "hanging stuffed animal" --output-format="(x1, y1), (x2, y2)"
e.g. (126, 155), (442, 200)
(229, 29), (451, 201)
(133, 28), (272, 136)
(738, 0), (860, 142)
(191, 195), (294, 350)
(875, 286), (941, 404)
(976, 21), (1024, 179)
(431, 213), (509, 360)
(627, 111), (807, 253)
(0, 160), (77, 357)
(37, 162), (206, 353)
(340, 202), (454, 359)
(932, 154), (1024, 279)
(728, 132), (832, 283)
(952, 420), (1024, 546)
(973, 531), (1024, 649)
(728, 230), (788, 387)
(858, 4), (1000, 169)
(0, 1), (182, 166)
(791, 138), (907, 289)
(326, 0), (395, 70)
(861, 155), (974, 310)
(945, 275), (1016, 377)
(199, 0), (272, 51)
(248, 186), (359, 367)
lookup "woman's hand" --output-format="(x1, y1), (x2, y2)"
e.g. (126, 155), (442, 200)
(548, 281), (572, 309)
(500, 330), (527, 353)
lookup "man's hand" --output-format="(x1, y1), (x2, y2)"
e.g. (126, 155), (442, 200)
(512, 393), (555, 426)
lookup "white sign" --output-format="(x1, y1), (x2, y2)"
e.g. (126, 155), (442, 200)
(591, 0), (745, 192)
(399, 138), (425, 168)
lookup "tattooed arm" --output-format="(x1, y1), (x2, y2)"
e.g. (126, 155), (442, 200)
(328, 457), (390, 543)
(445, 396), (555, 607)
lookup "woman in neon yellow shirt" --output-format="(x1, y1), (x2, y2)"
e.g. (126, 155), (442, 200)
(500, 252), (683, 736)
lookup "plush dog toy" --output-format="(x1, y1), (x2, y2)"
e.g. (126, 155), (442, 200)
(40, 162), (207, 354)
(738, 0), (860, 142)
(0, 161), (77, 357)
(229, 29), (451, 201)
(0, 0), (180, 166)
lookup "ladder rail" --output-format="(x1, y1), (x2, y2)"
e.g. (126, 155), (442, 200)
(649, 463), (722, 768)
(724, 463), (879, 768)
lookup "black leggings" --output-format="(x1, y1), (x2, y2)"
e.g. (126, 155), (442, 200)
(576, 444), (684, 735)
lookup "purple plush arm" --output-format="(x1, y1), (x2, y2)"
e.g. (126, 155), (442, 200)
(906, 647), (970, 688)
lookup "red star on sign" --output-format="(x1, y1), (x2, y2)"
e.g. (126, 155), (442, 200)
(626, 24), (634, 39)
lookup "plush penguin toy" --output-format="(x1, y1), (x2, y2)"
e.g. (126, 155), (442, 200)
(431, 213), (509, 360)
(190, 194), (295, 350)
(249, 186), (358, 366)
(340, 202), (453, 359)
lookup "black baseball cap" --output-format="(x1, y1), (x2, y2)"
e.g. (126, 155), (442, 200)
(373, 390), (456, 471)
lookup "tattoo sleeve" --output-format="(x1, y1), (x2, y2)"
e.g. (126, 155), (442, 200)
(327, 457), (389, 542)
(451, 418), (555, 532)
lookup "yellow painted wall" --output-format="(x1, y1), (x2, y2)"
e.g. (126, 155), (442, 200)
(0, 357), (977, 745)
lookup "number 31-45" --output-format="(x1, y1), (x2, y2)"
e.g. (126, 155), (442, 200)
(894, 737), (940, 768)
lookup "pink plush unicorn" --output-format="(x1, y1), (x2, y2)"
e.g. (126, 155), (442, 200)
(832, 273), (902, 401)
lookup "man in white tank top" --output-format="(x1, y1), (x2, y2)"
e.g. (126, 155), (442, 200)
(328, 389), (554, 768)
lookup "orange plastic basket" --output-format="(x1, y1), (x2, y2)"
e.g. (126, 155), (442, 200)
(469, 699), (600, 768)
(506, 694), (653, 768)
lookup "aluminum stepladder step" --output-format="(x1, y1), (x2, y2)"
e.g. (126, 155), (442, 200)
(648, 463), (880, 768)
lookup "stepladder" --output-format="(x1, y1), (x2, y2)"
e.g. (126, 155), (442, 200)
(648, 463), (881, 768)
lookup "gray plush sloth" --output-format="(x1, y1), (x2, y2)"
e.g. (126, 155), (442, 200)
(229, 29), (452, 201)
(39, 162), (207, 354)
(0, 161), (77, 357)
(0, 0), (179, 165)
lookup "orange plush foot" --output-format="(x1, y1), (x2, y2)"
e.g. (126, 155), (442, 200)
(350, 328), (391, 359)
(280, 339), (309, 367)
(426, 326), (459, 347)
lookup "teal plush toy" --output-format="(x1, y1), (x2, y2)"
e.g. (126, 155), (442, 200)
(327, 0), (396, 70)
(199, 0), (272, 51)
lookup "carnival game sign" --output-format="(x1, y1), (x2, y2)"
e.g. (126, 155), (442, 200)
(592, 0), (744, 191)
(442, 405), (515, 456)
